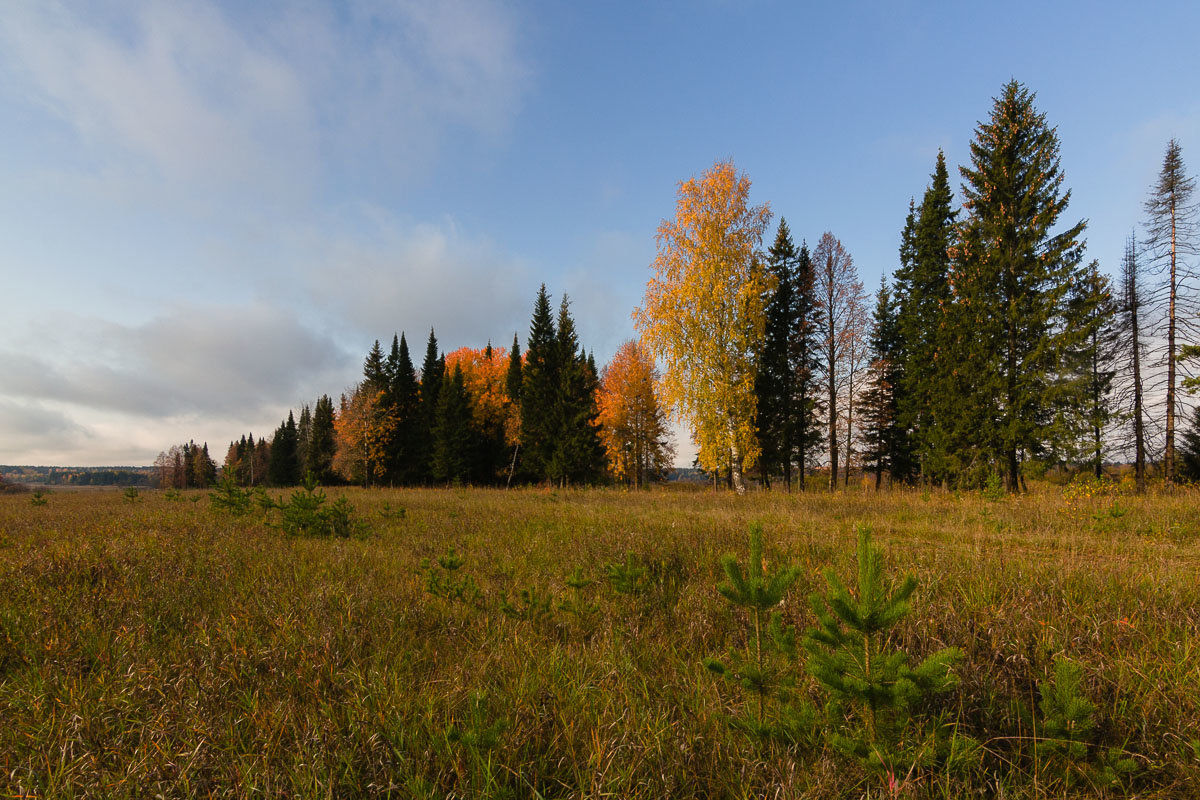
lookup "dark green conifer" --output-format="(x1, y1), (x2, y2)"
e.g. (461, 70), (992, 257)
(547, 296), (603, 485)
(268, 411), (301, 486)
(756, 219), (799, 489)
(520, 285), (560, 482)
(417, 329), (444, 482)
(389, 332), (421, 484)
(309, 395), (338, 484)
(431, 364), (473, 484)
(860, 278), (906, 488)
(792, 241), (824, 489)
(363, 339), (388, 392)
(956, 81), (1089, 490)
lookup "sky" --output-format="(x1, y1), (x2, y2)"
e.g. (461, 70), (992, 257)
(1, 0), (1198, 467)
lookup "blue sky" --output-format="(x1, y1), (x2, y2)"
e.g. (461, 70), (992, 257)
(1, 0), (1197, 466)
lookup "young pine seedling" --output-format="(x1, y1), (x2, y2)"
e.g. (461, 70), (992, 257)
(804, 525), (974, 778)
(604, 551), (648, 595)
(705, 522), (811, 741)
(558, 567), (600, 632)
(1037, 656), (1137, 791)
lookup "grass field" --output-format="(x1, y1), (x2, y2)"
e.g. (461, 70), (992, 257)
(1, 484), (1198, 798)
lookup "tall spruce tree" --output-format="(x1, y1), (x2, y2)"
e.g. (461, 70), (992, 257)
(791, 241), (824, 490)
(417, 329), (444, 483)
(1067, 261), (1120, 478)
(1119, 235), (1148, 492)
(895, 152), (956, 485)
(520, 285), (560, 482)
(296, 404), (312, 477)
(431, 364), (474, 484)
(860, 278), (905, 489)
(547, 296), (603, 485)
(268, 411), (301, 486)
(956, 81), (1088, 491)
(363, 339), (388, 392)
(309, 395), (337, 484)
(388, 333), (421, 484)
(756, 219), (800, 489)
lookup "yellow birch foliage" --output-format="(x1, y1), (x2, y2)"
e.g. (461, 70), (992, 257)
(333, 386), (395, 486)
(633, 160), (772, 485)
(598, 340), (674, 486)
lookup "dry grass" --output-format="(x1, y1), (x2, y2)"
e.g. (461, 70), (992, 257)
(0, 484), (1197, 798)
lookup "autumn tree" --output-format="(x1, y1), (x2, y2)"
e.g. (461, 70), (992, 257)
(599, 340), (674, 487)
(634, 159), (772, 494)
(334, 386), (396, 487)
(1143, 139), (1198, 485)
(812, 232), (864, 491)
(445, 344), (520, 483)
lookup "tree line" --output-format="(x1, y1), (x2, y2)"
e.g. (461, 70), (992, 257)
(639, 80), (1198, 493)
(189, 286), (674, 489)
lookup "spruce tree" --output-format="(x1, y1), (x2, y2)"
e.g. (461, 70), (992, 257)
(1120, 236), (1148, 492)
(791, 241), (824, 490)
(547, 296), (603, 485)
(268, 411), (301, 486)
(363, 339), (388, 392)
(296, 404), (312, 476)
(520, 285), (560, 483)
(1178, 406), (1200, 482)
(957, 81), (1088, 490)
(860, 278), (904, 489)
(1066, 261), (1120, 478)
(431, 364), (473, 484)
(388, 333), (421, 484)
(756, 219), (799, 489)
(309, 395), (337, 484)
(417, 329), (444, 482)
(895, 152), (956, 485)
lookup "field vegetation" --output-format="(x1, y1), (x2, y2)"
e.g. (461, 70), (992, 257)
(1, 484), (1198, 798)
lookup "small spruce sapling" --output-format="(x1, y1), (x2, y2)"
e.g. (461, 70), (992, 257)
(1037, 657), (1137, 790)
(123, 487), (140, 503)
(30, 490), (48, 507)
(499, 586), (553, 623)
(705, 523), (810, 740)
(804, 525), (972, 777)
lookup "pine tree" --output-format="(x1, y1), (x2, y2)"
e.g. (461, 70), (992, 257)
(1178, 405), (1200, 482)
(756, 219), (800, 489)
(1143, 139), (1198, 485)
(792, 241), (824, 490)
(957, 81), (1088, 490)
(417, 329), (444, 482)
(520, 285), (560, 483)
(804, 526), (966, 775)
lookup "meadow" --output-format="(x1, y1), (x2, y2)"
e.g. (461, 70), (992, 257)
(1, 483), (1198, 799)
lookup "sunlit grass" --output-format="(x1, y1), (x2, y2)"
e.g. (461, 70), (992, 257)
(1, 484), (1197, 798)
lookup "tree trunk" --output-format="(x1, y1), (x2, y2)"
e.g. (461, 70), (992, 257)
(728, 418), (747, 495)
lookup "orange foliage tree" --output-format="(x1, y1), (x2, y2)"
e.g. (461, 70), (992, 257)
(444, 345), (521, 480)
(598, 340), (674, 487)
(333, 386), (396, 487)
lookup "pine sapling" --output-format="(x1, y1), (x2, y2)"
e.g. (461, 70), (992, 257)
(605, 551), (648, 595)
(804, 525), (972, 777)
(1037, 657), (1137, 790)
(30, 490), (48, 507)
(422, 547), (482, 604)
(705, 522), (809, 740)
(558, 567), (600, 631)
